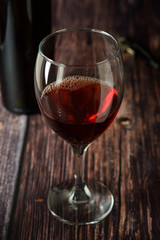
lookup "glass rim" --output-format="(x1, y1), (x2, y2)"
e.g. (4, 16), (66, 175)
(39, 28), (120, 68)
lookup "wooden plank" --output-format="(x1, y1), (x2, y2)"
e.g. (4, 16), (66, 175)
(9, 0), (160, 239)
(117, 57), (160, 239)
(0, 93), (28, 240)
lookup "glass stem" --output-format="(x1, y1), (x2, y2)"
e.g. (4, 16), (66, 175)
(70, 145), (91, 204)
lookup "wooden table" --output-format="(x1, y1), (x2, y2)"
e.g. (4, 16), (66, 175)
(0, 0), (160, 239)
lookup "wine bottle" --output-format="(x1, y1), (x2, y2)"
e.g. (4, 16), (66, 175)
(0, 0), (51, 114)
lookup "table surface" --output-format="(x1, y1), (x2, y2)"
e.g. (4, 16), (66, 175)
(0, 0), (160, 239)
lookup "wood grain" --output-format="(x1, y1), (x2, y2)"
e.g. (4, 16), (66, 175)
(0, 93), (27, 240)
(0, 0), (159, 239)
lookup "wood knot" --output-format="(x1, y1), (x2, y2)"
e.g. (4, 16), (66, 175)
(34, 198), (45, 203)
(119, 117), (131, 126)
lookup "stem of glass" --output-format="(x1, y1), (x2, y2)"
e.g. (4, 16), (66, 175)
(69, 145), (91, 204)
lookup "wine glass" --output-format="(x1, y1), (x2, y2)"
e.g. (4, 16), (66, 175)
(34, 28), (124, 225)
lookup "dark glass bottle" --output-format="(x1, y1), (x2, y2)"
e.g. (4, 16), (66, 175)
(0, 0), (51, 114)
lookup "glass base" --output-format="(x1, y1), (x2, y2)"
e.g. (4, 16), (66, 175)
(47, 180), (114, 225)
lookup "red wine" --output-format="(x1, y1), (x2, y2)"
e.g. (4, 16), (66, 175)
(0, 0), (51, 114)
(41, 76), (120, 145)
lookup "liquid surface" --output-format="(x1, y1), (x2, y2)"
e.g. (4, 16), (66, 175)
(41, 76), (120, 145)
